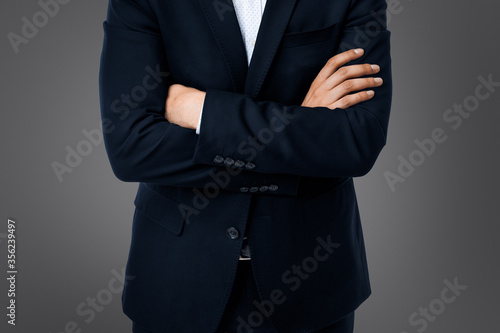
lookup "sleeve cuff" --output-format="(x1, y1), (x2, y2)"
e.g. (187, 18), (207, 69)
(195, 99), (204, 135)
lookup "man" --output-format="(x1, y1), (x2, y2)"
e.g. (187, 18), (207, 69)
(99, 0), (392, 332)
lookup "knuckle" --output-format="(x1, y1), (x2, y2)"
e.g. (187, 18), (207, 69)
(336, 67), (347, 77)
(362, 78), (374, 87)
(341, 80), (353, 90)
(341, 96), (351, 107)
(312, 89), (322, 100)
(327, 57), (337, 67)
(353, 93), (363, 103)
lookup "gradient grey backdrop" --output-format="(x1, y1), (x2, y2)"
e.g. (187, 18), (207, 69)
(1, 0), (499, 332)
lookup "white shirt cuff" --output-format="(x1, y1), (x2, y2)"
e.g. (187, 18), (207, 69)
(195, 99), (204, 135)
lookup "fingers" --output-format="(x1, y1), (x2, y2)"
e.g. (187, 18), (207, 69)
(303, 48), (383, 109)
(326, 63), (380, 89)
(330, 90), (376, 110)
(315, 48), (366, 82)
(329, 77), (383, 102)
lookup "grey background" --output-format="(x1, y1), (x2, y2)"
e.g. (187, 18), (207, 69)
(1, 0), (499, 332)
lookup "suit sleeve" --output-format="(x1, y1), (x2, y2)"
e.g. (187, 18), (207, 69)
(193, 0), (393, 178)
(99, 0), (300, 195)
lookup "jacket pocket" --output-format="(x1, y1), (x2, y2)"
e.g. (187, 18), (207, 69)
(133, 183), (185, 236)
(302, 177), (352, 203)
(300, 177), (353, 225)
(281, 22), (341, 48)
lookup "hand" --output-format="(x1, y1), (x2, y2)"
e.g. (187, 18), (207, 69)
(165, 84), (206, 129)
(301, 48), (383, 109)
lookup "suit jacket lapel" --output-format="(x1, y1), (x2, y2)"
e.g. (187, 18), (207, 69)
(198, 0), (248, 93)
(199, 0), (298, 97)
(244, 0), (298, 98)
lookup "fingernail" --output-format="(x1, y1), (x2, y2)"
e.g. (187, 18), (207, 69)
(354, 48), (364, 54)
(371, 64), (379, 71)
(374, 77), (383, 83)
(367, 90), (374, 96)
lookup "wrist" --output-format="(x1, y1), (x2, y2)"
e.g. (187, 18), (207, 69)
(188, 90), (206, 129)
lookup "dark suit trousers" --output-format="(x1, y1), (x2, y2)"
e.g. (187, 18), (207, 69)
(132, 260), (355, 333)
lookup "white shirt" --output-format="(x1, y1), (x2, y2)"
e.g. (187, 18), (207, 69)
(196, 0), (268, 134)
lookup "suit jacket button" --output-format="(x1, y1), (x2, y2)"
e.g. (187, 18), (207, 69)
(226, 227), (240, 240)
(239, 187), (249, 193)
(234, 160), (245, 168)
(269, 184), (279, 191)
(224, 157), (235, 166)
(259, 185), (269, 192)
(249, 186), (259, 193)
(213, 155), (224, 164)
(245, 162), (256, 170)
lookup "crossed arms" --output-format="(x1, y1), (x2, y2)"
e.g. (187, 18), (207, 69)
(166, 48), (384, 131)
(99, 0), (392, 193)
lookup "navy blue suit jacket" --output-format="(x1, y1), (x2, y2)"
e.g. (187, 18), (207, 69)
(99, 0), (392, 332)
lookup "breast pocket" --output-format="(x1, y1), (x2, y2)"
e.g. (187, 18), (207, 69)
(281, 22), (341, 48)
(133, 183), (186, 236)
(267, 22), (342, 104)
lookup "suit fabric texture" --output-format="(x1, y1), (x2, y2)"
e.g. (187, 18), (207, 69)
(99, 0), (392, 332)
(131, 259), (355, 333)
